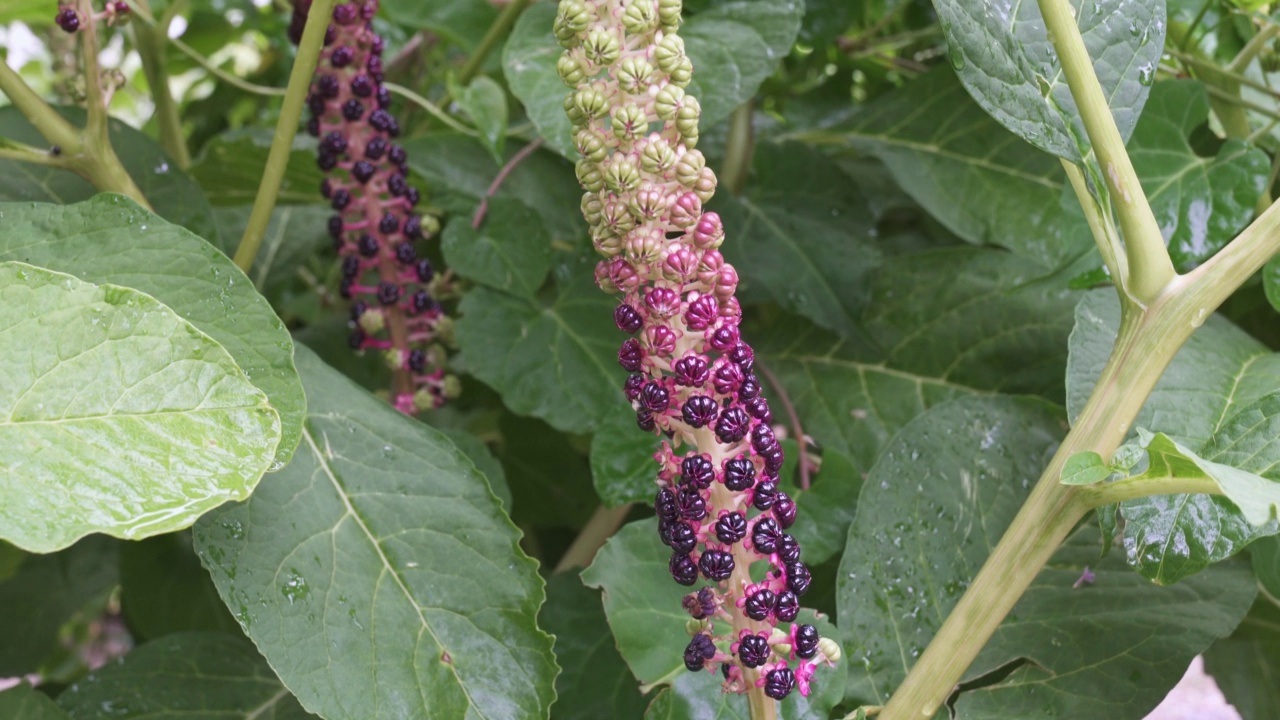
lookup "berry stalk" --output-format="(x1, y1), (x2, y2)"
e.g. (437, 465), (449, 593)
(554, 0), (837, 708)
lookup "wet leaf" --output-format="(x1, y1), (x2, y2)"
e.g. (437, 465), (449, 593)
(0, 684), (68, 720)
(1202, 598), (1280, 720)
(442, 197), (551, 299)
(1060, 451), (1109, 485)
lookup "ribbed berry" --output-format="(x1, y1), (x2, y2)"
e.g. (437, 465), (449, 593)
(55, 7), (79, 32)
(640, 382), (670, 413)
(655, 487), (678, 521)
(773, 492), (797, 529)
(682, 396), (717, 428)
(752, 517), (782, 554)
(670, 553), (698, 586)
(699, 549), (735, 581)
(342, 99), (364, 121)
(350, 74), (374, 96)
(376, 281), (400, 305)
(684, 633), (716, 671)
(778, 534), (801, 564)
(614, 304), (643, 333)
(714, 512), (746, 545)
(786, 562), (811, 596)
(357, 234), (379, 257)
(680, 454), (715, 489)
(624, 374), (646, 401)
(753, 480), (778, 510)
(794, 624), (819, 659)
(365, 136), (388, 159)
(714, 407), (750, 444)
(744, 396), (772, 423)
(739, 375), (761, 400)
(673, 355), (710, 386)
(744, 587), (776, 621)
(723, 456), (755, 492)
(775, 590), (800, 622)
(330, 45), (355, 67)
(738, 634), (770, 669)
(676, 487), (707, 521)
(669, 521), (697, 554)
(764, 667), (796, 700)
(618, 339), (643, 372)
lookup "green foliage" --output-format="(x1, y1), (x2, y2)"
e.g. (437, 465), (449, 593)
(0, 684), (70, 720)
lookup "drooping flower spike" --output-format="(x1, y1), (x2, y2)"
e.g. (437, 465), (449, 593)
(555, 0), (838, 701)
(289, 0), (458, 414)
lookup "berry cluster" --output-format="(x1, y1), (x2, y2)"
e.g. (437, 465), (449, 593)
(555, 0), (837, 701)
(55, 1), (129, 33)
(290, 0), (457, 414)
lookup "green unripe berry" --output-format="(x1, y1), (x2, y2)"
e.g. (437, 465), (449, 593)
(572, 86), (610, 122)
(575, 127), (609, 163)
(668, 56), (693, 87)
(383, 349), (406, 372)
(576, 158), (605, 192)
(623, 0), (658, 34)
(617, 57), (655, 95)
(675, 96), (701, 138)
(358, 308), (386, 334)
(581, 192), (605, 225)
(611, 103), (649, 142)
(593, 231), (626, 257)
(658, 0), (682, 30)
(602, 200), (637, 235)
(674, 148), (705, 188)
(692, 166), (717, 202)
(641, 136), (676, 174)
(557, 53), (588, 87)
(654, 84), (685, 121)
(554, 1), (590, 47)
(583, 28), (621, 66)
(441, 374), (462, 400)
(654, 34), (686, 74)
(564, 93), (587, 126)
(603, 155), (641, 194)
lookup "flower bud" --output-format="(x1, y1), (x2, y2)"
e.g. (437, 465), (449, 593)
(610, 258), (642, 293)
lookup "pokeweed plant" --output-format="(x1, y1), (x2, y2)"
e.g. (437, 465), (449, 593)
(2, 1), (1280, 719)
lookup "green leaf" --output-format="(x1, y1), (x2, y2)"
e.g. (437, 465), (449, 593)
(188, 130), (326, 207)
(57, 632), (316, 719)
(1068, 291), (1280, 582)
(435, 427), (512, 512)
(209, 204), (332, 300)
(380, 0), (497, 50)
(457, 76), (509, 163)
(0, 537), (118, 676)
(0, 262), (279, 552)
(0, 196), (306, 468)
(504, 0), (801, 157)
(540, 574), (646, 720)
(787, 450), (862, 566)
(0, 684), (69, 720)
(1252, 535), (1280, 599)
(1129, 80), (1270, 270)
(932, 0), (1165, 161)
(841, 66), (1088, 268)
(836, 395), (1256, 715)
(756, 246), (1079, 476)
(0, 106), (217, 242)
(193, 347), (557, 720)
(723, 141), (880, 338)
(497, 412), (597, 528)
(456, 270), (620, 434)
(1060, 450), (1109, 485)
(583, 522), (844, 716)
(644, 669), (844, 719)
(119, 532), (239, 641)
(590, 403), (658, 508)
(1202, 597), (1280, 720)
(1265, 253), (1280, 314)
(1127, 428), (1280, 526)
(441, 197), (551, 298)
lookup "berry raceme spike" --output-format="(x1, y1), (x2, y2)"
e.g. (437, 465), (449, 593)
(557, 0), (837, 701)
(55, 1), (130, 33)
(290, 0), (458, 414)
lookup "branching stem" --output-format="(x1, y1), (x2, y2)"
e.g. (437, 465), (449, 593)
(472, 137), (544, 229)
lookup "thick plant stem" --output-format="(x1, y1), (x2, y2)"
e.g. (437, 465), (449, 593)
(1062, 160), (1125, 287)
(721, 102), (754, 196)
(233, 0), (338, 273)
(1081, 475), (1221, 506)
(133, 1), (191, 168)
(1038, 0), (1174, 304)
(553, 503), (633, 573)
(457, 0), (530, 86)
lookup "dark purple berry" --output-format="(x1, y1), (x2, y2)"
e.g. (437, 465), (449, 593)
(365, 137), (388, 160)
(709, 325), (739, 353)
(751, 424), (777, 454)
(320, 178), (334, 198)
(683, 587), (716, 619)
(306, 116), (321, 136)
(739, 375), (760, 400)
(713, 362), (743, 395)
(379, 213), (400, 234)
(367, 56), (384, 80)
(683, 633), (716, 671)
(350, 74), (374, 97)
(786, 562), (811, 595)
(404, 215), (424, 239)
(350, 300), (369, 321)
(613, 304), (643, 333)
(715, 407), (750, 444)
(377, 86), (393, 109)
(376, 281), (401, 305)
(729, 342), (755, 371)
(723, 456), (755, 492)
(714, 512), (747, 545)
(411, 290), (435, 314)
(328, 215), (344, 238)
(347, 329), (364, 348)
(744, 588), (776, 621)
(764, 667), (795, 700)
(342, 99), (365, 121)
(669, 521), (697, 554)
(408, 349), (427, 373)
(339, 277), (355, 298)
(773, 492), (797, 529)
(351, 160), (376, 183)
(308, 94), (326, 116)
(618, 339), (643, 372)
(738, 633), (770, 668)
(415, 258), (434, 282)
(369, 109), (396, 133)
(389, 144), (408, 166)
(673, 355), (710, 386)
(762, 446), (785, 474)
(636, 409), (655, 432)
(317, 152), (338, 171)
(676, 487), (706, 521)
(640, 382), (670, 413)
(318, 74), (341, 98)
(655, 487), (678, 521)
(794, 624), (819, 659)
(682, 396), (717, 428)
(330, 187), (351, 210)
(751, 517), (781, 554)
(55, 7), (79, 32)
(778, 534), (801, 564)
(753, 481), (778, 510)
(330, 46), (355, 67)
(405, 186), (421, 207)
(699, 549), (734, 581)
(357, 234), (379, 257)
(670, 553), (698, 586)
(331, 2), (358, 24)
(680, 454), (714, 489)
(323, 25), (338, 46)
(745, 397), (772, 422)
(624, 374), (645, 401)
(341, 254), (361, 279)
(394, 242), (416, 265)
(775, 590), (799, 622)
(387, 173), (408, 197)
(658, 518), (675, 546)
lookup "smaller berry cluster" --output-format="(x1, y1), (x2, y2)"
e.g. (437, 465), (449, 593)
(290, 0), (457, 413)
(55, 1), (129, 33)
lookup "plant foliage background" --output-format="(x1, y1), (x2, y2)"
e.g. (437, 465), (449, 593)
(3, 0), (1280, 718)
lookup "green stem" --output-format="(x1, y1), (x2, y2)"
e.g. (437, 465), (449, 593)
(1062, 159), (1126, 287)
(0, 140), (77, 169)
(75, 0), (109, 144)
(552, 504), (633, 573)
(0, 63), (81, 150)
(1230, 22), (1280, 74)
(233, 0), (338, 273)
(720, 101), (754, 196)
(1039, 0), (1174, 304)
(132, 0), (191, 168)
(457, 0), (531, 86)
(1080, 475), (1222, 506)
(383, 82), (479, 136)
(1165, 24), (1251, 140)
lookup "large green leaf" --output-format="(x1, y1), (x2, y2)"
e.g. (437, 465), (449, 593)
(582, 521), (843, 717)
(193, 347), (557, 720)
(496, 412), (598, 528)
(932, 0), (1164, 161)
(57, 632), (316, 719)
(119, 532), (239, 641)
(188, 130), (326, 207)
(589, 403), (656, 508)
(1202, 598), (1280, 720)
(1128, 80), (1269, 270)
(381, 0), (498, 50)
(1067, 291), (1280, 582)
(0, 537), (118, 676)
(724, 141), (880, 338)
(755, 246), (1078, 476)
(456, 270), (620, 434)
(836, 395), (1256, 716)
(504, 0), (801, 157)
(0, 107), (217, 242)
(0, 262), (278, 552)
(0, 684), (69, 720)
(442, 197), (552, 299)
(540, 574), (646, 720)
(457, 76), (510, 163)
(0, 196), (306, 468)
(840, 67), (1087, 268)
(1253, 535), (1280, 599)
(209, 204), (332, 301)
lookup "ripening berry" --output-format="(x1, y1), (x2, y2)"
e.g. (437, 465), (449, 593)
(752, 516), (782, 554)
(55, 6), (80, 32)
(408, 349), (427, 373)
(786, 562), (811, 596)
(683, 633), (716, 671)
(670, 553), (698, 586)
(636, 408), (655, 432)
(738, 633), (770, 668)
(744, 396), (773, 423)
(699, 549), (734, 581)
(351, 160), (376, 183)
(680, 454), (714, 489)
(739, 375), (761, 400)
(366, 136), (388, 159)
(624, 374), (646, 401)
(744, 587), (776, 621)
(618, 339), (643, 372)
(775, 590), (800, 622)
(764, 667), (796, 700)
(794, 624), (819, 659)
(640, 382), (670, 413)
(682, 396), (717, 428)
(714, 512), (746, 545)
(614, 303), (643, 333)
